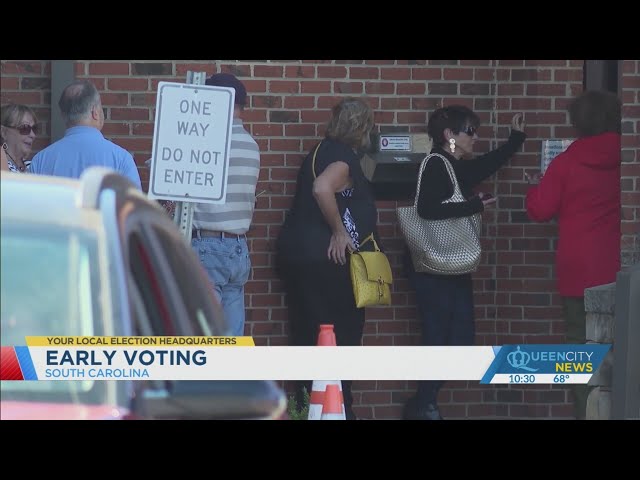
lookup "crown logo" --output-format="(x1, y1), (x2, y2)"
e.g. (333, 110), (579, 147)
(507, 346), (538, 372)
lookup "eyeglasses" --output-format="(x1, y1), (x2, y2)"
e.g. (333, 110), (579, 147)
(461, 125), (477, 137)
(6, 124), (39, 135)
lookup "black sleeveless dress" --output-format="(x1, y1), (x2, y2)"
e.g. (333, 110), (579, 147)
(277, 137), (378, 262)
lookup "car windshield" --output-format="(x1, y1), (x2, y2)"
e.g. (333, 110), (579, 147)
(1, 221), (108, 403)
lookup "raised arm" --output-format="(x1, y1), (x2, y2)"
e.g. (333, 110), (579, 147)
(458, 114), (526, 188)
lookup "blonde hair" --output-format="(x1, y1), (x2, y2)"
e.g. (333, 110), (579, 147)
(325, 97), (374, 150)
(1, 104), (38, 129)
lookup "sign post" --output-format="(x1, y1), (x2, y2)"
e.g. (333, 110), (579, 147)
(148, 71), (235, 240)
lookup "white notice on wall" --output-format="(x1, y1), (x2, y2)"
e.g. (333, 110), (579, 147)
(541, 139), (573, 174)
(380, 135), (412, 152)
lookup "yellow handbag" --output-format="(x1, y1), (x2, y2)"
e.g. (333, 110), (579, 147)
(350, 234), (393, 308)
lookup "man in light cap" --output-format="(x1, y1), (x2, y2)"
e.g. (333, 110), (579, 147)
(191, 72), (260, 336)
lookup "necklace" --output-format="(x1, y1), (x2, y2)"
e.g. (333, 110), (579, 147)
(5, 150), (25, 172)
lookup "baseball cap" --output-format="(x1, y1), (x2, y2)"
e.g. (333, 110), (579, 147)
(205, 73), (247, 106)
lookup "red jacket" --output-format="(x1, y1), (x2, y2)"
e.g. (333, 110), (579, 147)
(526, 132), (621, 297)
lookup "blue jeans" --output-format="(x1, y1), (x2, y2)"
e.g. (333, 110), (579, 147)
(192, 236), (250, 336)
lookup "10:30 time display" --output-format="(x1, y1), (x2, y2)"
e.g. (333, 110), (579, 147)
(509, 374), (536, 383)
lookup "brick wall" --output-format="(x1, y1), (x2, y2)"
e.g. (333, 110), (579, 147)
(2, 59), (637, 419)
(621, 60), (640, 267)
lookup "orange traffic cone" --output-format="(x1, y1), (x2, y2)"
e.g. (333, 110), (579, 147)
(307, 324), (344, 420)
(317, 324), (337, 346)
(321, 384), (346, 420)
(308, 380), (344, 420)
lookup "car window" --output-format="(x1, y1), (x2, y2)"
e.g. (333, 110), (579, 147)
(1, 222), (101, 343)
(0, 221), (106, 401)
(150, 225), (228, 336)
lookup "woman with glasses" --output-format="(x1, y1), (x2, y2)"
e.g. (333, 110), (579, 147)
(0, 104), (39, 173)
(401, 105), (526, 420)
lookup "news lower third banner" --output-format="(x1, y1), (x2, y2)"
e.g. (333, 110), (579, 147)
(0, 337), (611, 385)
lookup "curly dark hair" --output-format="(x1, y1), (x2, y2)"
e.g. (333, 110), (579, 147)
(427, 105), (480, 147)
(569, 90), (621, 138)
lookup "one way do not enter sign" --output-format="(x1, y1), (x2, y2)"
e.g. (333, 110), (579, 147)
(148, 82), (235, 204)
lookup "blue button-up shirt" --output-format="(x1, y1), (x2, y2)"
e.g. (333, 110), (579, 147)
(30, 126), (141, 189)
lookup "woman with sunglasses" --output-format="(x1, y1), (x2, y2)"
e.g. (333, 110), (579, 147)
(0, 104), (39, 173)
(401, 105), (526, 420)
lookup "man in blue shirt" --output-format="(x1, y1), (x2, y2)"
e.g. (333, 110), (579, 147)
(30, 80), (141, 189)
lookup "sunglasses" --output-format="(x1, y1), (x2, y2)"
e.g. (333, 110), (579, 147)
(460, 125), (478, 137)
(8, 124), (39, 135)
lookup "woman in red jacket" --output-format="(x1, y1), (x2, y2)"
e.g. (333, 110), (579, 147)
(526, 90), (621, 420)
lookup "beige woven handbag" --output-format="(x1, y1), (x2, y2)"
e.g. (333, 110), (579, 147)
(397, 153), (481, 275)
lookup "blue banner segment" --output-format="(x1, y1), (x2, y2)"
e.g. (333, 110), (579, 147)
(15, 346), (38, 380)
(480, 344), (611, 384)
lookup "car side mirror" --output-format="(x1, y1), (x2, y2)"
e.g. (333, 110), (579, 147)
(137, 380), (287, 420)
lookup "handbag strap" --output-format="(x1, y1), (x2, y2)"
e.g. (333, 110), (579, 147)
(356, 233), (380, 252)
(413, 152), (465, 207)
(311, 141), (322, 179)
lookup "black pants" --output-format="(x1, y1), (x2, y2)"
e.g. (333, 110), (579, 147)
(277, 256), (365, 414)
(405, 251), (475, 406)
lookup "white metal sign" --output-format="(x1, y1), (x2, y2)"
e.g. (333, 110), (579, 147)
(541, 139), (573, 174)
(148, 82), (235, 204)
(379, 135), (412, 152)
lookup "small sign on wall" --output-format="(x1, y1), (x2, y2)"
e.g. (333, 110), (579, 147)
(379, 135), (412, 152)
(541, 139), (573, 174)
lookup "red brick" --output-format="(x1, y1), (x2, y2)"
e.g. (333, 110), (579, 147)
(300, 110), (330, 123)
(0, 91), (42, 105)
(411, 68), (443, 80)
(283, 96), (315, 109)
(268, 80), (300, 94)
(553, 69), (583, 82)
(269, 138), (301, 151)
(349, 67), (379, 79)
(380, 68), (410, 80)
(443, 68), (474, 80)
(397, 82), (426, 95)
(316, 66), (347, 78)
(102, 123), (130, 136)
(110, 108), (149, 121)
(89, 62), (130, 75)
(397, 111), (427, 124)
(0, 77), (19, 89)
(248, 203), (284, 222)
(107, 78), (148, 91)
(1, 61), (44, 74)
(382, 97), (411, 109)
(461, 60), (491, 66)
(527, 83), (568, 96)
(254, 65), (283, 78)
(365, 82), (395, 95)
(252, 124), (283, 136)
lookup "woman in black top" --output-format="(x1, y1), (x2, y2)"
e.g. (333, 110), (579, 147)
(403, 105), (526, 420)
(277, 97), (377, 420)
